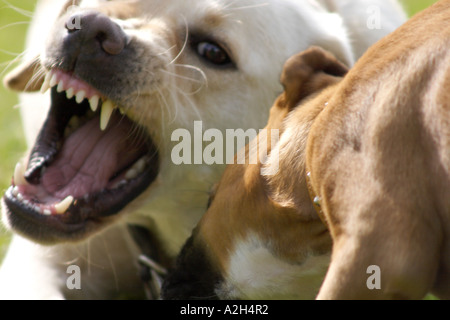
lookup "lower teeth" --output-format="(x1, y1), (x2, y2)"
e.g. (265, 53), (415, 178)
(9, 186), (74, 216)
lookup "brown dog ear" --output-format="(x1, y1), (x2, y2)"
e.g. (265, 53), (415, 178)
(281, 46), (348, 109)
(3, 56), (45, 92)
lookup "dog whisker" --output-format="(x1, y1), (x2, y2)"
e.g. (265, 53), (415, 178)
(172, 64), (208, 87)
(0, 48), (30, 78)
(156, 86), (176, 126)
(98, 234), (121, 292)
(23, 63), (45, 92)
(0, 48), (27, 58)
(222, 0), (269, 12)
(168, 14), (189, 65)
(161, 69), (206, 86)
(161, 68), (207, 97)
(0, 0), (33, 18)
(0, 20), (31, 32)
(225, 3), (270, 12)
(156, 44), (177, 58)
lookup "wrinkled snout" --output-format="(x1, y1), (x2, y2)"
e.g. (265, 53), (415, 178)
(44, 9), (139, 100)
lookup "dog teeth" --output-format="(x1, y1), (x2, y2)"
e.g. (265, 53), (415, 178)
(100, 99), (115, 131)
(66, 87), (75, 99)
(14, 162), (28, 186)
(49, 72), (58, 88)
(75, 90), (86, 104)
(8, 183), (75, 216)
(57, 79), (65, 93)
(54, 195), (74, 214)
(40, 71), (53, 93)
(42, 69), (126, 131)
(125, 168), (138, 180)
(89, 95), (100, 112)
(133, 158), (147, 173)
(125, 157), (147, 180)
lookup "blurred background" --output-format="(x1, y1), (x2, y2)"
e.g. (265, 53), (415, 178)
(0, 0), (440, 260)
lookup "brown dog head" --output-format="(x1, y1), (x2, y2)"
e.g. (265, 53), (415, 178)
(162, 47), (348, 300)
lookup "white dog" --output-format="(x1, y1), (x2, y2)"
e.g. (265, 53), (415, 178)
(0, 0), (406, 299)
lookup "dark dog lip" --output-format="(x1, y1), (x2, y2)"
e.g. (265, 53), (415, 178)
(3, 158), (158, 243)
(2, 84), (159, 244)
(161, 233), (222, 300)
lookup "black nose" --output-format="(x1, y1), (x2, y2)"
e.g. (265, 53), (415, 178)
(65, 12), (127, 55)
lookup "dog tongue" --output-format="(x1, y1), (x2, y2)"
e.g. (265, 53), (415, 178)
(41, 112), (145, 199)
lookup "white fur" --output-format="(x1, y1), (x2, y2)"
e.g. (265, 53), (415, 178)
(218, 234), (330, 300)
(0, 0), (406, 299)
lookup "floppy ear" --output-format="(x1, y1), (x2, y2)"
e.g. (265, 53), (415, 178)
(3, 56), (45, 92)
(281, 46), (348, 109)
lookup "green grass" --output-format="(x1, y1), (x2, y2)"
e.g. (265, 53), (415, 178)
(0, 1), (35, 259)
(401, 0), (438, 16)
(0, 0), (439, 262)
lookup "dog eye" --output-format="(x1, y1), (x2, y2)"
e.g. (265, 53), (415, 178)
(196, 41), (232, 66)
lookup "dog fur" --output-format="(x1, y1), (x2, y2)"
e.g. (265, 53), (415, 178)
(308, 0), (450, 299)
(162, 1), (450, 300)
(0, 0), (405, 299)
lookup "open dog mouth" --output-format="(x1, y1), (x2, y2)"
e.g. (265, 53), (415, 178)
(3, 69), (159, 243)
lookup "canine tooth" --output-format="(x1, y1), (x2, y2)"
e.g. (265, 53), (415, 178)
(49, 73), (58, 88)
(89, 95), (100, 112)
(14, 162), (27, 186)
(66, 87), (75, 99)
(57, 80), (65, 93)
(54, 196), (74, 214)
(75, 90), (86, 104)
(40, 72), (52, 93)
(100, 100), (114, 131)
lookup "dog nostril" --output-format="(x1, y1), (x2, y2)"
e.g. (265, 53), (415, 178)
(65, 12), (127, 56)
(98, 31), (126, 55)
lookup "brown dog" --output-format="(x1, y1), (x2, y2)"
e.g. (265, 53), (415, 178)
(162, 0), (450, 300)
(307, 0), (450, 299)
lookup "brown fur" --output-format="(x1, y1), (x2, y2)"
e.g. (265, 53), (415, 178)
(164, 0), (450, 300)
(307, 0), (450, 299)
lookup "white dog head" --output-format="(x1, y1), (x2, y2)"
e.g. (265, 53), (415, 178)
(2, 0), (353, 253)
